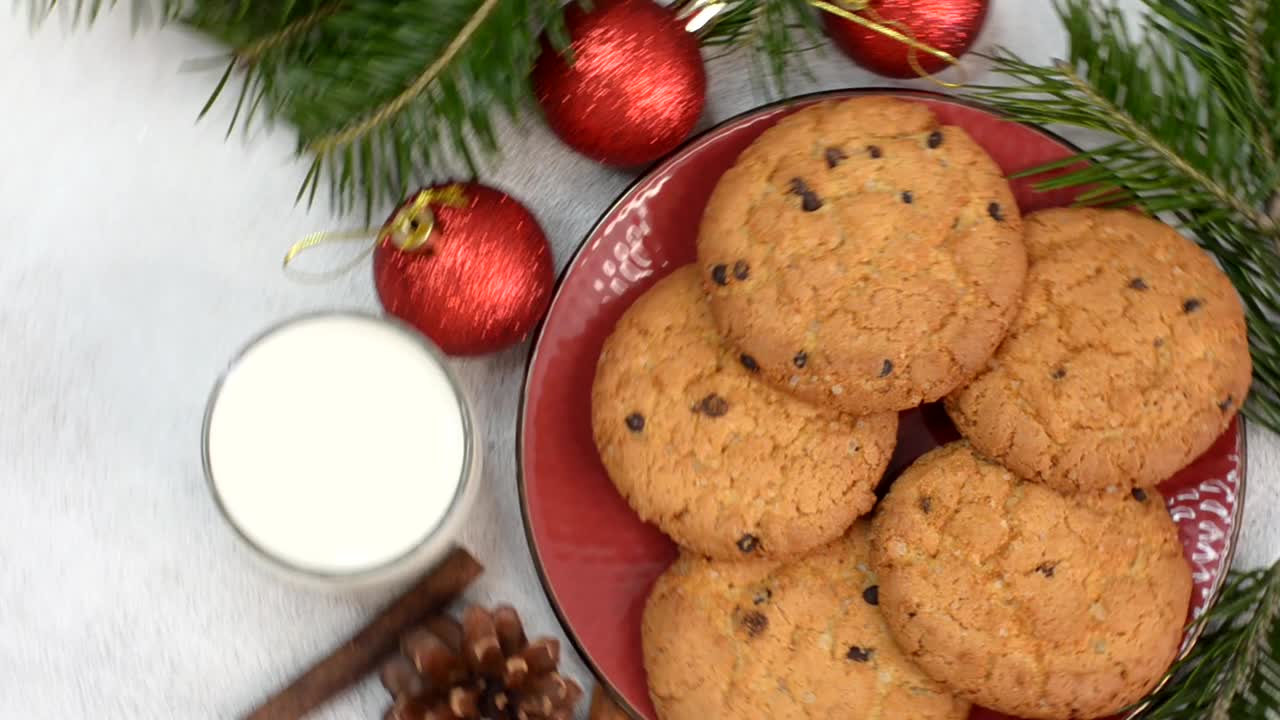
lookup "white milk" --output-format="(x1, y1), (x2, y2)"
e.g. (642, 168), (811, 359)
(205, 314), (469, 579)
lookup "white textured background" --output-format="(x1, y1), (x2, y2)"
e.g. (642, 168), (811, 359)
(1, 1), (1275, 718)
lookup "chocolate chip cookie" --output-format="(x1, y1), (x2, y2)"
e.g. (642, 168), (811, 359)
(871, 442), (1193, 719)
(592, 266), (897, 560)
(642, 523), (970, 720)
(946, 208), (1252, 492)
(697, 96), (1025, 414)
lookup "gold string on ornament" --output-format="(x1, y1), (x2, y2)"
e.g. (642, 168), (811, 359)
(281, 185), (469, 282)
(810, 0), (966, 87)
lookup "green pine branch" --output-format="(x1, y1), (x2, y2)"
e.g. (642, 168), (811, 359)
(966, 0), (1280, 437)
(689, 0), (823, 96)
(184, 0), (569, 220)
(22, 0), (181, 28)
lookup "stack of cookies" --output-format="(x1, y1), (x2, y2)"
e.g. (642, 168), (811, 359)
(590, 97), (1252, 720)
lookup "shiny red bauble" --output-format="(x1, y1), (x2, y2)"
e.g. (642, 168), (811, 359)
(531, 0), (707, 167)
(823, 0), (989, 78)
(373, 183), (554, 356)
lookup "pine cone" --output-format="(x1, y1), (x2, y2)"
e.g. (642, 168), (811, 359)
(381, 606), (583, 720)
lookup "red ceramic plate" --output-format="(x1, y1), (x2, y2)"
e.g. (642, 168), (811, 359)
(519, 90), (1245, 720)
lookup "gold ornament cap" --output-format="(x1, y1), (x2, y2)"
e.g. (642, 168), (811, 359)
(382, 185), (468, 253)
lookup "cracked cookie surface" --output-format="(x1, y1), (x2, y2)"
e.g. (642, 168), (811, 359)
(697, 97), (1025, 414)
(591, 266), (897, 560)
(870, 442), (1192, 719)
(946, 208), (1252, 493)
(642, 523), (969, 720)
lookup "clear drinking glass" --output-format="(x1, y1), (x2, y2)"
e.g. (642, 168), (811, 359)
(201, 311), (480, 591)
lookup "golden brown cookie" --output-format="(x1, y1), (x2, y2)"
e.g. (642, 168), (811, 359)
(697, 97), (1025, 414)
(642, 523), (969, 720)
(591, 266), (897, 560)
(946, 208), (1252, 493)
(870, 442), (1193, 719)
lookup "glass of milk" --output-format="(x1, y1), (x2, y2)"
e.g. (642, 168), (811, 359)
(201, 312), (479, 591)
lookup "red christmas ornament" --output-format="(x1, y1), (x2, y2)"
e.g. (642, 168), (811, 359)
(373, 183), (554, 356)
(531, 0), (707, 167)
(823, 0), (989, 78)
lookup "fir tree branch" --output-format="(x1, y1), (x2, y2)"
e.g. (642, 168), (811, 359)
(1242, 0), (1276, 168)
(184, 0), (566, 219)
(1052, 58), (1277, 235)
(26, 0), (180, 27)
(307, 0), (497, 155)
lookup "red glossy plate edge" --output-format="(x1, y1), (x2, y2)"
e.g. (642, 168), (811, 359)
(516, 88), (1247, 720)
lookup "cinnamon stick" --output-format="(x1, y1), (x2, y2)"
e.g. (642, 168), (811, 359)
(244, 547), (484, 720)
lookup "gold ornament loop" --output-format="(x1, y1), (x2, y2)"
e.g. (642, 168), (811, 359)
(280, 184), (469, 282)
(811, 0), (967, 88)
(384, 184), (468, 253)
(281, 229), (378, 283)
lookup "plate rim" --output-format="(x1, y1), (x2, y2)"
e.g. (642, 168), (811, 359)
(515, 86), (1248, 720)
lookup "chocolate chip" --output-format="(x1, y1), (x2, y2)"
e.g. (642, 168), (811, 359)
(1036, 561), (1057, 577)
(825, 147), (847, 168)
(927, 130), (943, 148)
(1131, 488), (1148, 502)
(919, 496), (932, 513)
(737, 534), (759, 553)
(901, 191), (913, 204)
(740, 610), (768, 637)
(862, 585), (879, 606)
(1128, 277), (1149, 291)
(625, 413), (645, 432)
(740, 353), (759, 372)
(1183, 298), (1203, 313)
(1052, 367), (1067, 380)
(711, 264), (728, 286)
(783, 178), (824, 208)
(867, 145), (883, 159)
(793, 351), (808, 369)
(733, 260), (750, 280)
(846, 646), (874, 662)
(988, 202), (1004, 221)
(1220, 395), (1234, 412)
(1154, 337), (1165, 347)
(697, 393), (729, 417)
(879, 359), (894, 377)
(753, 588), (772, 605)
